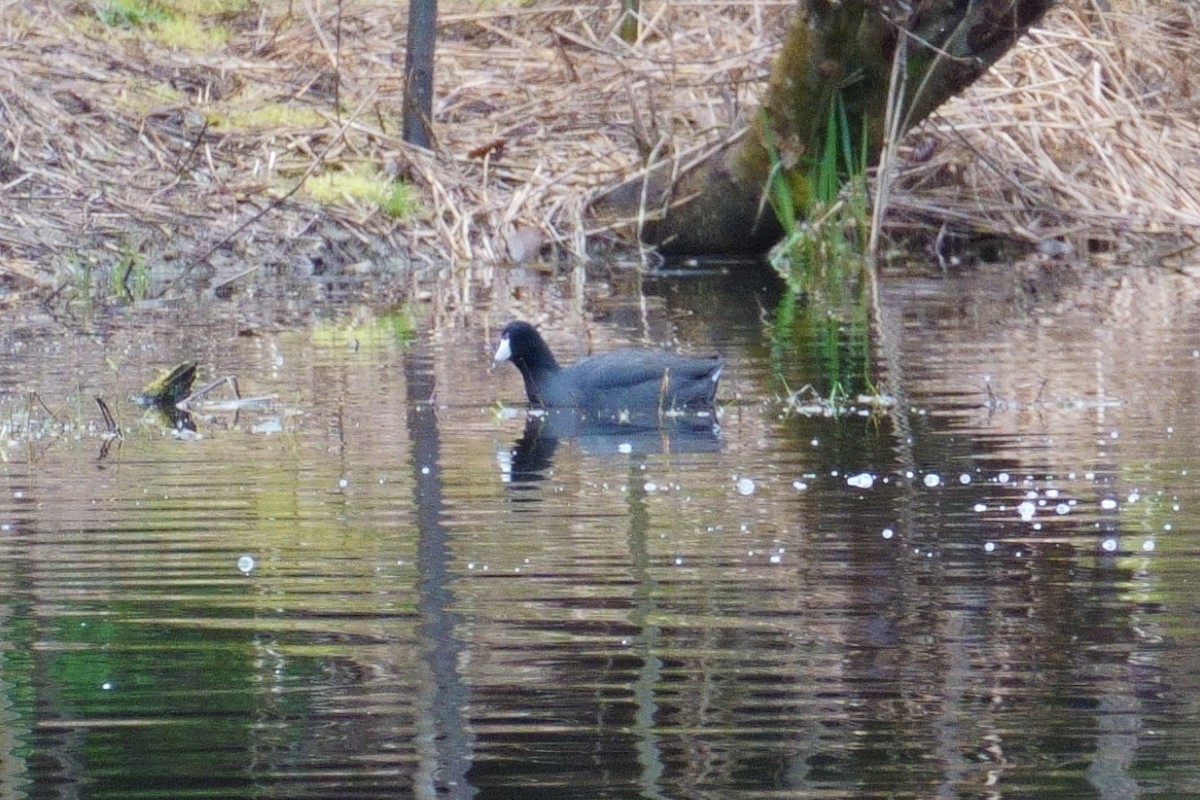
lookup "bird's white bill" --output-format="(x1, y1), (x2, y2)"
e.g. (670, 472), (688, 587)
(492, 335), (512, 366)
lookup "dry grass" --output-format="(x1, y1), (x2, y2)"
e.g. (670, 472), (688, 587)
(891, 1), (1200, 253)
(0, 0), (1194, 295)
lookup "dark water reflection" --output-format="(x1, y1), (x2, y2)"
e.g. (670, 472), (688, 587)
(1, 260), (1199, 798)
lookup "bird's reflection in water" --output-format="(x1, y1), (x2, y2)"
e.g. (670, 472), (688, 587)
(498, 407), (721, 486)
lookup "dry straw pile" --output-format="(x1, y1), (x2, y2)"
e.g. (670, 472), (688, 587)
(891, 1), (1200, 255)
(0, 0), (1195, 290)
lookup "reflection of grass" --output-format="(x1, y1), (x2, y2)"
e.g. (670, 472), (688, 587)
(57, 241), (158, 306)
(769, 288), (876, 407)
(111, 245), (153, 302)
(311, 309), (418, 350)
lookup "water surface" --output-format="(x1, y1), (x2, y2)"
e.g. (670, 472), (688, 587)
(1, 261), (1198, 799)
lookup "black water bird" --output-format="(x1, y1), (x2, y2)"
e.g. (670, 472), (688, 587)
(492, 321), (723, 420)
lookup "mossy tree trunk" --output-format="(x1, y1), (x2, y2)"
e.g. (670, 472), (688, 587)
(592, 0), (1057, 256)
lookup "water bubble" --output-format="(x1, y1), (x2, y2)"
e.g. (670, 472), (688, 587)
(236, 555), (256, 575)
(959, 473), (972, 485)
(1017, 501), (1036, 521)
(769, 554), (782, 564)
(973, 503), (987, 513)
(881, 528), (894, 540)
(617, 442), (633, 454)
(792, 480), (808, 491)
(101, 681), (114, 691)
(1127, 491), (1140, 504)
(1045, 488), (1060, 499)
(1100, 497), (1118, 510)
(1101, 538), (1118, 552)
(1055, 503), (1070, 515)
(736, 477), (756, 496)
(810, 438), (820, 447)
(984, 541), (996, 552)
(644, 481), (658, 493)
(1143, 540), (1155, 552)
(847, 472), (875, 489)
(1164, 523), (1173, 531)
(1109, 431), (1119, 440)
(420, 466), (430, 476)
(998, 472), (1010, 484)
(673, 556), (684, 566)
(923, 474), (941, 488)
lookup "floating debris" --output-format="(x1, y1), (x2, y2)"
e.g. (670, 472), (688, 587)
(135, 361), (198, 408)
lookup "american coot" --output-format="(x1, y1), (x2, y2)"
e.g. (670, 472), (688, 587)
(492, 320), (723, 419)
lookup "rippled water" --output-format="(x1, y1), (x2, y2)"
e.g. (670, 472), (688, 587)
(2, 260), (1200, 798)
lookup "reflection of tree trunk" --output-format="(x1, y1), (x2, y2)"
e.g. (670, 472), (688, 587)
(406, 343), (477, 800)
(624, 478), (668, 800)
(592, 0), (1056, 256)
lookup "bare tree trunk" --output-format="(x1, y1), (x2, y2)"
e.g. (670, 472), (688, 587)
(403, 0), (438, 148)
(591, 0), (1057, 256)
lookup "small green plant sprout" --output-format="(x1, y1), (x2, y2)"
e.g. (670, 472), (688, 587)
(96, 0), (172, 28)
